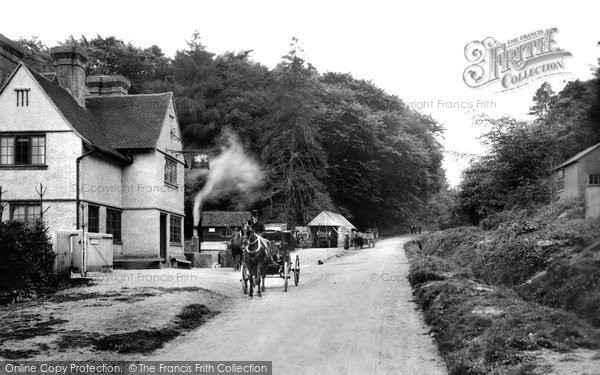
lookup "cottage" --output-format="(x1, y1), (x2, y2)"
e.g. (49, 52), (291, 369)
(0, 43), (187, 268)
(554, 142), (600, 218)
(307, 211), (356, 248)
(199, 211), (251, 242)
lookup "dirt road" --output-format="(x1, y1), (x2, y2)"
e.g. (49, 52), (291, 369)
(156, 236), (447, 375)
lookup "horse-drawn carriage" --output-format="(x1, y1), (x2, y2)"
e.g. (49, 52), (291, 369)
(239, 226), (300, 297)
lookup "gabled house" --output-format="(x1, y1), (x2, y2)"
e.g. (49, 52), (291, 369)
(553, 142), (600, 218)
(0, 44), (187, 267)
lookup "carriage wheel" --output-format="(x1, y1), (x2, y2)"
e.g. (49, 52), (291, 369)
(241, 263), (249, 295)
(284, 260), (289, 292)
(294, 254), (300, 286)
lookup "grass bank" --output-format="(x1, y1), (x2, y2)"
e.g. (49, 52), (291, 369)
(405, 200), (600, 374)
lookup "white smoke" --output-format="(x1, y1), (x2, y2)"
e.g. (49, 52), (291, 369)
(192, 134), (264, 227)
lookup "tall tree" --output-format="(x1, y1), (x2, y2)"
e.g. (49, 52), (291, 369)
(260, 38), (334, 225)
(17, 37), (53, 73)
(528, 82), (556, 119)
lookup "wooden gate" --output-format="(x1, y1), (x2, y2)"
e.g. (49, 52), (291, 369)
(54, 231), (74, 279)
(72, 231), (114, 273)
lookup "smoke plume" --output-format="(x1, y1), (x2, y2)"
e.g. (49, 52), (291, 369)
(192, 134), (264, 227)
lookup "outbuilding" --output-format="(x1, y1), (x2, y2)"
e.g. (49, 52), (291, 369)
(307, 211), (356, 248)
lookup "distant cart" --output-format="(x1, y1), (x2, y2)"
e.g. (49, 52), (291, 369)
(353, 229), (377, 249)
(241, 230), (300, 293)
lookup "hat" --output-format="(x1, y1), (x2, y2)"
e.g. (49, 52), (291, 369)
(251, 210), (259, 217)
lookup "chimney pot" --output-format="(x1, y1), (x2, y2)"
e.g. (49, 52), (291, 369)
(86, 75), (131, 96)
(49, 46), (88, 107)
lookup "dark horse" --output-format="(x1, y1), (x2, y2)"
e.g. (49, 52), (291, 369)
(240, 223), (271, 298)
(229, 228), (243, 271)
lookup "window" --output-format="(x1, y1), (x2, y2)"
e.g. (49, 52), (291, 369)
(1, 137), (14, 164)
(11, 203), (41, 223)
(0, 134), (45, 165)
(164, 158), (177, 185)
(15, 89), (29, 107)
(88, 206), (99, 233)
(106, 209), (122, 243)
(555, 168), (565, 191)
(221, 228), (232, 237)
(170, 216), (182, 244)
(589, 174), (600, 186)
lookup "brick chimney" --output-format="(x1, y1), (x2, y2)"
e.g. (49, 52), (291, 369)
(49, 46), (88, 107)
(0, 33), (25, 87)
(86, 75), (130, 96)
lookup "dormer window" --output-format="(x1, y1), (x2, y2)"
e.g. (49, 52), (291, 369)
(15, 89), (30, 107)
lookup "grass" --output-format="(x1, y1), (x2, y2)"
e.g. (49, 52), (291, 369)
(0, 315), (68, 344)
(0, 349), (38, 359)
(94, 328), (180, 353)
(416, 201), (600, 328)
(404, 240), (600, 375)
(55, 303), (218, 354)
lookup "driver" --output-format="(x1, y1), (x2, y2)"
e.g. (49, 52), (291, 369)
(247, 210), (266, 236)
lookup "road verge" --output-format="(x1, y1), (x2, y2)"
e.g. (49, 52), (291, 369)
(404, 239), (600, 375)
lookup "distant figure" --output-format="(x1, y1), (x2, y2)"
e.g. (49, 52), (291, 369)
(344, 234), (350, 249)
(418, 224), (422, 234)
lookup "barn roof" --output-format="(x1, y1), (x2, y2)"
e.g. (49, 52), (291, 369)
(307, 211), (356, 229)
(554, 142), (600, 170)
(201, 211), (251, 227)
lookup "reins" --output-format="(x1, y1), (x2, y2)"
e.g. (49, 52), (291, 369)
(241, 231), (262, 254)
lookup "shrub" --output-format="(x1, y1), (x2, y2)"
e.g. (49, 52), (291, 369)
(408, 256), (451, 285)
(473, 236), (549, 286)
(0, 220), (56, 294)
(421, 227), (482, 258)
(517, 249), (600, 327)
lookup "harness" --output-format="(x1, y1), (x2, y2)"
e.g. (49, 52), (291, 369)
(242, 234), (264, 254)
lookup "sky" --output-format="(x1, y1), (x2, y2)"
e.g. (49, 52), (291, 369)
(2, 0), (598, 185)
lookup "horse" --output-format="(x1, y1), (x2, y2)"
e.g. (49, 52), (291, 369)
(240, 223), (271, 298)
(354, 233), (365, 249)
(229, 228), (243, 271)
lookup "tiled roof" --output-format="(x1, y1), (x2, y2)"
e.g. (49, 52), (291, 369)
(6, 63), (175, 162)
(201, 211), (251, 227)
(0, 33), (25, 58)
(86, 93), (172, 149)
(307, 211), (356, 229)
(554, 143), (600, 170)
(39, 72), (58, 83)
(29, 68), (129, 162)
